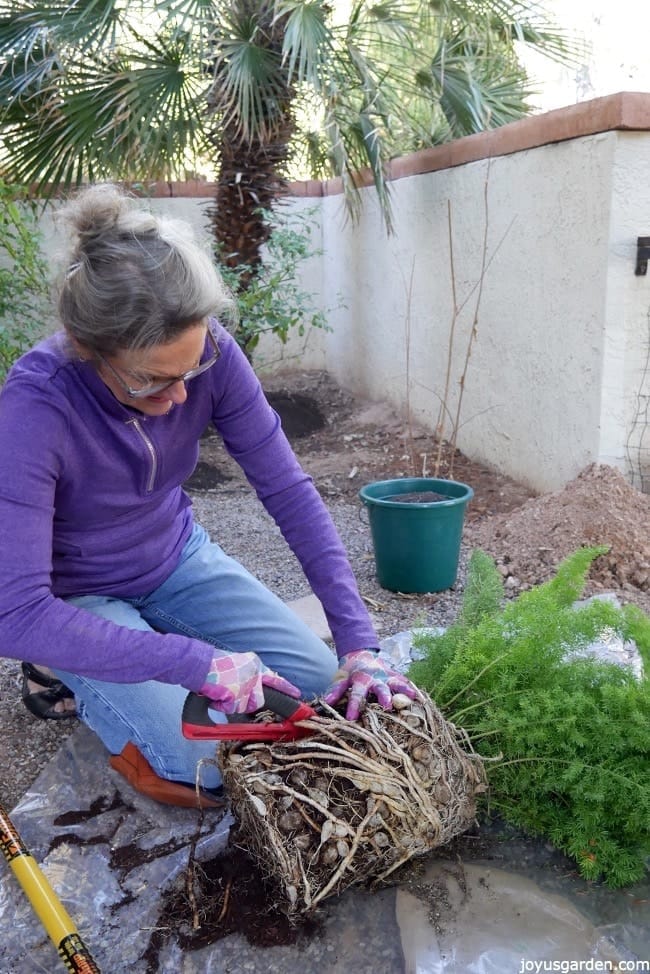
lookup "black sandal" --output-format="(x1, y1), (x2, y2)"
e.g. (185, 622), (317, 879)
(21, 662), (77, 721)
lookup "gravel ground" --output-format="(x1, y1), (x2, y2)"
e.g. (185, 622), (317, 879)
(190, 490), (470, 634)
(0, 661), (78, 811)
(0, 488), (469, 812)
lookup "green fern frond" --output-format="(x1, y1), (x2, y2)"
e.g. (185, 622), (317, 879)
(409, 546), (650, 888)
(457, 548), (504, 629)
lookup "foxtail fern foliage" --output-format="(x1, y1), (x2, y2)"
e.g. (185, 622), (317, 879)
(409, 546), (650, 887)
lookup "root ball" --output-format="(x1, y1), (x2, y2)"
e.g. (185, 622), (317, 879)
(220, 694), (485, 916)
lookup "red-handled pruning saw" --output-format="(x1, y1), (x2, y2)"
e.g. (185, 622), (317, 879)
(181, 685), (318, 742)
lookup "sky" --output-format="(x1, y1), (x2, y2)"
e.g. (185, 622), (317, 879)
(520, 0), (650, 112)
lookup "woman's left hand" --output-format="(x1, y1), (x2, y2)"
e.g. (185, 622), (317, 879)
(323, 649), (420, 721)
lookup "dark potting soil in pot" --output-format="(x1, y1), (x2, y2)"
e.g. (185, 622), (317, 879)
(383, 490), (449, 504)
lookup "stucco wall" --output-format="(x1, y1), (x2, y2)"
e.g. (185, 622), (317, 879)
(314, 134), (620, 492)
(33, 93), (650, 492)
(609, 133), (650, 491)
(260, 98), (650, 492)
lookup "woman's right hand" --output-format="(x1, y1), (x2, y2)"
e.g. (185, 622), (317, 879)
(198, 650), (301, 714)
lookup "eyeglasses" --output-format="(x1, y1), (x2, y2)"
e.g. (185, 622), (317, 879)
(97, 328), (221, 399)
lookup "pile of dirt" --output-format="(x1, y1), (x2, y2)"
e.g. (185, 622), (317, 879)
(196, 371), (650, 619)
(466, 463), (650, 610)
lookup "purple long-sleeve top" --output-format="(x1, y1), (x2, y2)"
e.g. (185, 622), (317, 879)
(0, 320), (377, 692)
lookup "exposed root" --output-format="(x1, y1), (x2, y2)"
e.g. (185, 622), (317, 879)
(220, 693), (485, 916)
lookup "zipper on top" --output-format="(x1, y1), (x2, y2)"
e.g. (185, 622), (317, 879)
(126, 417), (158, 493)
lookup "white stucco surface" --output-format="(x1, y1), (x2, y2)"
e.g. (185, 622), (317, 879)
(319, 137), (615, 490)
(261, 130), (650, 491)
(608, 133), (650, 491)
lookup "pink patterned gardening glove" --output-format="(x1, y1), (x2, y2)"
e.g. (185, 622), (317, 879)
(323, 649), (419, 721)
(198, 650), (301, 715)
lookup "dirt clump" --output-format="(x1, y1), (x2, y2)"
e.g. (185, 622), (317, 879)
(466, 463), (650, 611)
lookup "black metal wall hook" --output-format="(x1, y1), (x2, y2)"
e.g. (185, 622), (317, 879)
(635, 236), (650, 275)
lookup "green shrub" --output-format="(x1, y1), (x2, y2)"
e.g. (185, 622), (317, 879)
(0, 182), (49, 382)
(409, 546), (650, 887)
(219, 210), (333, 360)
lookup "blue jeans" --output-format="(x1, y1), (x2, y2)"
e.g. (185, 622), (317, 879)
(53, 524), (338, 789)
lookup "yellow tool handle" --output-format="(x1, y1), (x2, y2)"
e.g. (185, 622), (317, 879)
(0, 802), (101, 973)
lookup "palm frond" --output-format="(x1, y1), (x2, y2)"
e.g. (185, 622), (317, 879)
(0, 0), (123, 58)
(423, 0), (584, 67)
(1, 25), (208, 188)
(155, 0), (222, 25)
(422, 28), (534, 137)
(208, 5), (291, 143)
(274, 0), (330, 87)
(108, 30), (209, 167)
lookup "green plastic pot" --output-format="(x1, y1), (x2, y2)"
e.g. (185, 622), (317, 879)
(359, 477), (473, 593)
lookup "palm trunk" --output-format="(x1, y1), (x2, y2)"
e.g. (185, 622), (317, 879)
(208, 128), (293, 288)
(206, 1), (295, 288)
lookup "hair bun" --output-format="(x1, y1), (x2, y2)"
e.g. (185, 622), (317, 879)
(63, 183), (157, 244)
(58, 182), (235, 353)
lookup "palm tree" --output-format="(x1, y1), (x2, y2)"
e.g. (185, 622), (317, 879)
(0, 0), (578, 275)
(205, 1), (298, 279)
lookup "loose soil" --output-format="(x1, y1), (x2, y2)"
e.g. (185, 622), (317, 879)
(192, 370), (536, 516)
(142, 842), (322, 971)
(197, 369), (650, 616)
(382, 490), (450, 503)
(469, 462), (650, 614)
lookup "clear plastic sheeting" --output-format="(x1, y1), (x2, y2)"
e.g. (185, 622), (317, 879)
(0, 711), (649, 971)
(0, 725), (233, 973)
(396, 862), (628, 974)
(379, 627), (445, 673)
(380, 593), (645, 680)
(570, 594), (645, 678)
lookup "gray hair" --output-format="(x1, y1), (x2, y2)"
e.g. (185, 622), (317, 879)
(58, 184), (236, 354)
